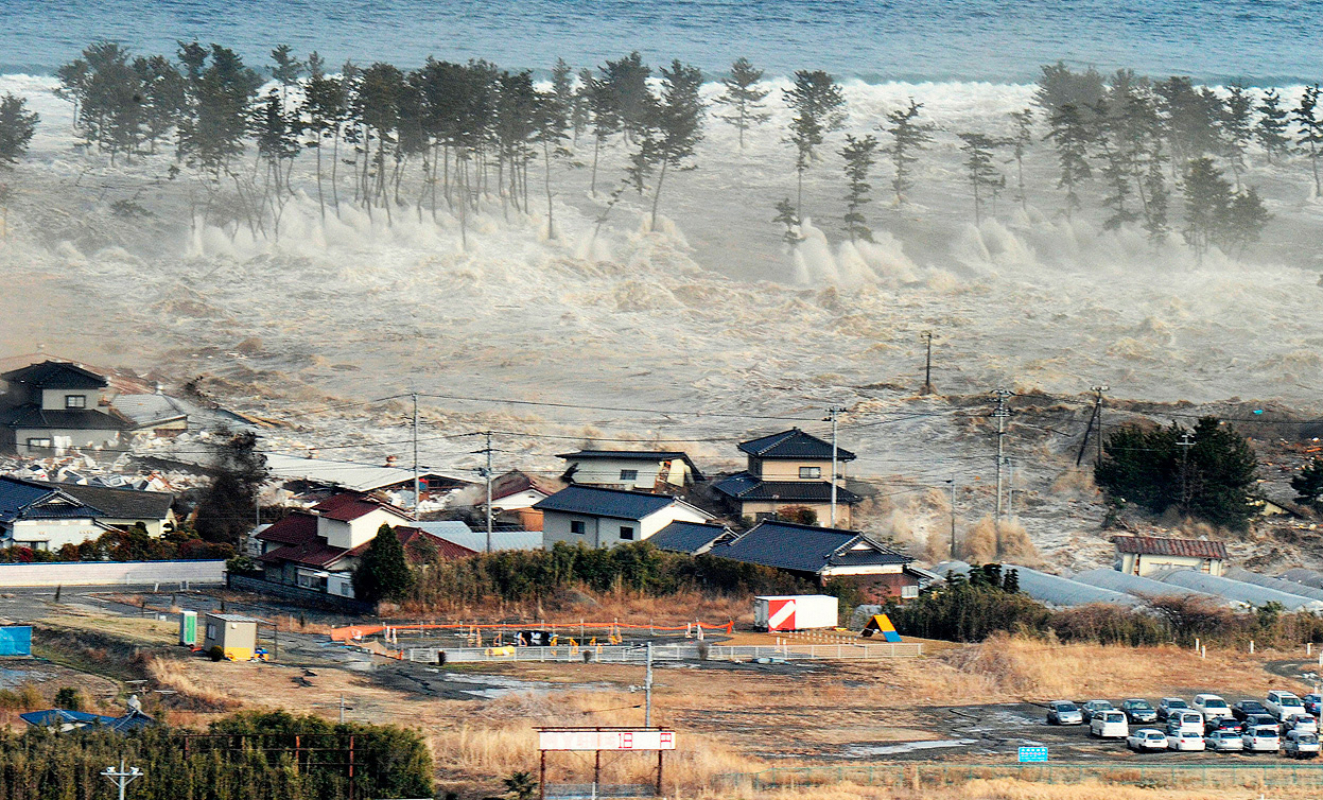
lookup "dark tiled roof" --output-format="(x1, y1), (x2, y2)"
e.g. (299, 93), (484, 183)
(255, 513), (319, 545)
(712, 521), (911, 575)
(313, 492), (412, 522)
(1, 361), (108, 390)
(1115, 536), (1228, 560)
(31, 481), (172, 520)
(534, 485), (683, 521)
(0, 477), (104, 524)
(647, 521), (731, 554)
(738, 428), (856, 461)
(557, 450), (705, 481)
(490, 470), (561, 502)
(712, 474), (861, 504)
(0, 405), (132, 431)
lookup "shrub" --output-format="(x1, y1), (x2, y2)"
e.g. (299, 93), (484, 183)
(208, 646), (225, 662)
(53, 687), (83, 712)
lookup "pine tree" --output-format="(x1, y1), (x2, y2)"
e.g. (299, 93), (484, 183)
(1034, 61), (1106, 120)
(1222, 84), (1254, 188)
(1044, 103), (1092, 218)
(1008, 108), (1034, 212)
(713, 57), (770, 149)
(352, 524), (415, 604)
(1255, 88), (1291, 164)
(302, 52), (348, 219)
(535, 80), (571, 239)
(649, 60), (704, 230)
(1291, 457), (1323, 508)
(839, 134), (878, 242)
(134, 55), (186, 154)
(269, 44), (304, 106)
(1182, 156), (1232, 260)
(603, 52), (652, 145)
(783, 69), (846, 217)
(75, 41), (145, 163)
(584, 70), (620, 197)
(1223, 186), (1271, 255)
(1295, 84), (1323, 197)
(956, 132), (1006, 225)
(773, 197), (803, 247)
(1094, 99), (1139, 232)
(883, 99), (933, 206)
(176, 43), (264, 175)
(0, 94), (38, 167)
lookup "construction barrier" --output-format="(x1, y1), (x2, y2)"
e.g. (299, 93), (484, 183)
(330, 619), (735, 643)
(406, 641), (922, 664)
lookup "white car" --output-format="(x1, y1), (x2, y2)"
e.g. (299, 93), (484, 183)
(1167, 710), (1205, 736)
(1206, 729), (1245, 752)
(1243, 726), (1281, 753)
(1285, 729), (1321, 758)
(1167, 729), (1206, 751)
(1091, 710), (1128, 739)
(1287, 714), (1319, 734)
(1127, 728), (1169, 752)
(1266, 691), (1307, 722)
(1192, 694), (1232, 721)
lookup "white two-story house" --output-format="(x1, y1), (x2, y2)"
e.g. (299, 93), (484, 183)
(712, 428), (861, 527)
(557, 450), (704, 491)
(0, 361), (131, 455)
(535, 485), (712, 550)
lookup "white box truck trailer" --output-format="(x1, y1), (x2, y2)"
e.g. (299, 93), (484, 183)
(754, 595), (839, 631)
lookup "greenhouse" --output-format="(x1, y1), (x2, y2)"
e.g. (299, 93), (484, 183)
(1149, 570), (1323, 612)
(1071, 568), (1225, 605)
(936, 560), (1139, 608)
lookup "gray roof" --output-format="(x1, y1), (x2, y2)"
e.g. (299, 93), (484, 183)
(1072, 568), (1223, 604)
(647, 521), (731, 555)
(738, 428), (856, 461)
(534, 485), (688, 521)
(410, 522), (542, 553)
(1, 361), (107, 390)
(1225, 568), (1323, 604)
(0, 406), (131, 431)
(711, 473), (862, 504)
(110, 394), (190, 428)
(713, 521), (910, 575)
(1279, 568), (1323, 590)
(937, 560), (1140, 608)
(29, 481), (172, 521)
(264, 453), (465, 494)
(1149, 569), (1323, 612)
(0, 476), (104, 524)
(557, 450), (705, 481)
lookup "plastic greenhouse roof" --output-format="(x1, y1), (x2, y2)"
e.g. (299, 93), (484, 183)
(936, 560), (1140, 608)
(1149, 570), (1323, 612)
(1225, 568), (1323, 604)
(1071, 568), (1225, 605)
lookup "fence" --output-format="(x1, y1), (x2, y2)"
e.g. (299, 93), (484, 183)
(407, 641), (922, 664)
(227, 574), (375, 614)
(714, 762), (1323, 791)
(544, 784), (656, 799)
(0, 560), (225, 588)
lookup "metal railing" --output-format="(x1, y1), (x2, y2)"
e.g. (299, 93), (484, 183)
(714, 762), (1323, 791)
(406, 641), (922, 664)
(543, 783), (656, 799)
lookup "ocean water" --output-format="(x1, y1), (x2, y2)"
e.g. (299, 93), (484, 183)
(0, 0), (1319, 84)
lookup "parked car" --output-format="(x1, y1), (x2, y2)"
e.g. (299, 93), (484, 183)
(1167, 710), (1205, 737)
(1285, 729), (1321, 759)
(1127, 728), (1169, 752)
(1157, 697), (1189, 721)
(1091, 710), (1128, 739)
(1121, 698), (1158, 724)
(1206, 716), (1243, 735)
(1167, 729), (1206, 752)
(1192, 694), (1232, 721)
(1243, 726), (1281, 753)
(1081, 700), (1115, 722)
(1266, 691), (1307, 721)
(1244, 713), (1280, 733)
(1046, 700), (1084, 725)
(1287, 714), (1319, 734)
(1232, 699), (1269, 721)
(1304, 693), (1323, 717)
(1206, 729), (1245, 752)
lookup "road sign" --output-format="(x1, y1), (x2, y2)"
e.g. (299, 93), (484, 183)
(1018, 746), (1048, 763)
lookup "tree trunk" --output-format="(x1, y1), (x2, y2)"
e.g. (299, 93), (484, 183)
(590, 136), (601, 198)
(543, 139), (556, 239)
(650, 157), (670, 232)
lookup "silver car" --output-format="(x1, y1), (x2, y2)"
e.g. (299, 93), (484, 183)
(1206, 729), (1245, 752)
(1285, 730), (1320, 758)
(1046, 700), (1083, 725)
(1243, 726), (1281, 753)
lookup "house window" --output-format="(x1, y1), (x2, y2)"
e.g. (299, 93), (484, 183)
(570, 520), (586, 535)
(799, 466), (822, 479)
(26, 438), (52, 450)
(620, 526), (635, 541)
(620, 469), (639, 481)
(64, 395), (86, 409)
(901, 585), (919, 599)
(206, 623), (217, 639)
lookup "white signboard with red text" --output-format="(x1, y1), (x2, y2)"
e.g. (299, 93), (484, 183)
(538, 729), (676, 751)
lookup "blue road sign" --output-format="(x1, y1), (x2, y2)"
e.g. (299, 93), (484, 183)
(1018, 746), (1048, 763)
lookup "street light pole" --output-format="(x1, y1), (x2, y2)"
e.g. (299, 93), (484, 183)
(102, 759), (142, 800)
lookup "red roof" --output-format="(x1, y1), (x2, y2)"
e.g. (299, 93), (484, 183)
(312, 492), (411, 522)
(260, 524), (476, 571)
(1115, 536), (1228, 560)
(255, 513), (319, 546)
(347, 526), (477, 561)
(490, 470), (561, 503)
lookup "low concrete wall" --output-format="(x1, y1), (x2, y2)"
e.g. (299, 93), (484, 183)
(0, 560), (226, 588)
(227, 574), (375, 615)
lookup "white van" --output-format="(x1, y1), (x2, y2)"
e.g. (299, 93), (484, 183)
(1266, 691), (1306, 722)
(1091, 710), (1129, 739)
(1167, 710), (1205, 736)
(1192, 694), (1232, 721)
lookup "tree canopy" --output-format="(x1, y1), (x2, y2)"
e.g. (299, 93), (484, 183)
(352, 524), (415, 604)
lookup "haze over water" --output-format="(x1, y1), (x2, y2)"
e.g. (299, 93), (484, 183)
(1, 0), (1318, 84)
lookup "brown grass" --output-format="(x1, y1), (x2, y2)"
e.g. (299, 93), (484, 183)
(143, 655), (242, 711)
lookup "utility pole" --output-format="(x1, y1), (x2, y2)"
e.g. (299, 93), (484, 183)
(412, 393), (420, 513)
(484, 431), (494, 554)
(827, 407), (843, 527)
(1076, 385), (1109, 467)
(1178, 431), (1195, 512)
(101, 759), (142, 800)
(644, 641), (654, 727)
(948, 474), (957, 559)
(921, 331), (934, 395)
(992, 389), (1013, 552)
(1006, 457), (1014, 521)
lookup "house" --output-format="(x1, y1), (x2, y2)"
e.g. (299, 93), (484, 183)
(262, 452), (468, 504)
(534, 485), (713, 550)
(29, 481), (175, 537)
(20, 708), (154, 734)
(0, 475), (111, 550)
(558, 450), (704, 491)
(712, 428), (861, 527)
(646, 520), (734, 555)
(0, 361), (132, 455)
(1114, 535), (1228, 578)
(203, 613), (259, 660)
(488, 470), (563, 511)
(409, 521), (543, 553)
(710, 520), (922, 601)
